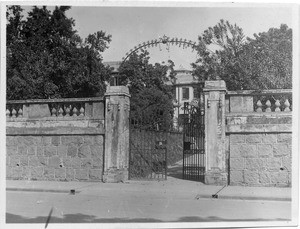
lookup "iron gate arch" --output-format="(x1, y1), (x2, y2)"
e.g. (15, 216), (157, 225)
(111, 35), (200, 86)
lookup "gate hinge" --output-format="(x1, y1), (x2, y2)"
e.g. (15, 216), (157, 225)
(207, 98), (222, 109)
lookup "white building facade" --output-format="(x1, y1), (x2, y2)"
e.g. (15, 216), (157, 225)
(171, 67), (202, 128)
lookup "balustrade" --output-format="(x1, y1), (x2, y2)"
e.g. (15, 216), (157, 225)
(255, 98), (291, 112)
(6, 105), (23, 118)
(226, 89), (292, 113)
(49, 103), (85, 117)
(6, 97), (104, 119)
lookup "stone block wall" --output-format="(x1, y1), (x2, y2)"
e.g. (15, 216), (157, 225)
(6, 135), (104, 181)
(225, 92), (292, 187)
(6, 98), (105, 182)
(229, 133), (292, 187)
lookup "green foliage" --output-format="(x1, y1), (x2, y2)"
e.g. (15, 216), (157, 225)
(242, 24), (292, 89)
(193, 19), (292, 90)
(6, 5), (112, 100)
(118, 50), (176, 129)
(130, 88), (174, 130)
(118, 49), (176, 94)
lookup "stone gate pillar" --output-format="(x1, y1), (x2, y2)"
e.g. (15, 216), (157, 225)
(103, 86), (130, 182)
(204, 80), (228, 185)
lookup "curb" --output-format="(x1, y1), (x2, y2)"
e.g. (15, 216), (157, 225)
(6, 188), (290, 202)
(194, 194), (291, 202)
(6, 188), (80, 194)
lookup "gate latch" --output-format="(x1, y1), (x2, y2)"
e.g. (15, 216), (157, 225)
(155, 140), (167, 149)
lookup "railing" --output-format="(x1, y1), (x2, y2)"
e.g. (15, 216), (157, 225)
(6, 97), (104, 119)
(226, 89), (292, 113)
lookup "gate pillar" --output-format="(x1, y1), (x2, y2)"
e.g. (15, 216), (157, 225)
(103, 86), (130, 182)
(203, 80), (228, 185)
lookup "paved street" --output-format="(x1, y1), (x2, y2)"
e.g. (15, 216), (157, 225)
(6, 178), (292, 224)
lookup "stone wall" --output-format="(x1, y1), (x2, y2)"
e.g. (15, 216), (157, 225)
(6, 86), (293, 186)
(6, 98), (105, 181)
(228, 133), (292, 187)
(225, 90), (292, 187)
(6, 135), (104, 181)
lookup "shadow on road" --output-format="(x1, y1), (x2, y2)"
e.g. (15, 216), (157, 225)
(167, 165), (184, 179)
(168, 164), (206, 183)
(6, 213), (290, 224)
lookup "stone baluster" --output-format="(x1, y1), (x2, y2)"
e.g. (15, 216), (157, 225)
(79, 106), (85, 116)
(256, 100), (262, 112)
(274, 100), (281, 112)
(6, 109), (10, 117)
(72, 107), (78, 117)
(51, 107), (57, 117)
(65, 106), (70, 116)
(58, 107), (64, 117)
(265, 100), (271, 112)
(284, 99), (291, 112)
(11, 108), (17, 118)
(18, 108), (23, 118)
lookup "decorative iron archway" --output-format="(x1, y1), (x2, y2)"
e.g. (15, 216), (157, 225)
(122, 35), (199, 62)
(110, 35), (200, 86)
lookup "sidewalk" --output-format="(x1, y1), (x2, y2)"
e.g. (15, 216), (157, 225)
(6, 176), (292, 202)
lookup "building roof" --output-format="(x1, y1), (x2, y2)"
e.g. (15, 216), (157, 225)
(174, 65), (190, 73)
(174, 72), (198, 85)
(173, 66), (198, 85)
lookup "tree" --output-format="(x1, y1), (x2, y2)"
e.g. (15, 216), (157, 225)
(241, 24), (292, 89)
(130, 88), (174, 130)
(192, 19), (247, 89)
(118, 50), (176, 130)
(6, 5), (112, 100)
(192, 20), (292, 90)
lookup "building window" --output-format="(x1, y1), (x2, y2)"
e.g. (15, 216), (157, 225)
(182, 87), (189, 100)
(193, 86), (201, 99)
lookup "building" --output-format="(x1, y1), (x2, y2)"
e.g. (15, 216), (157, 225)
(170, 66), (202, 127)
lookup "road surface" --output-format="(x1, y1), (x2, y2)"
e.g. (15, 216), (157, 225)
(6, 189), (291, 224)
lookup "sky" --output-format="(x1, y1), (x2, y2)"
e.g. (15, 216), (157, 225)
(22, 4), (294, 70)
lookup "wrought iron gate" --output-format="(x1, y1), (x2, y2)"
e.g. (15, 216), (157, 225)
(129, 108), (170, 180)
(182, 90), (205, 182)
